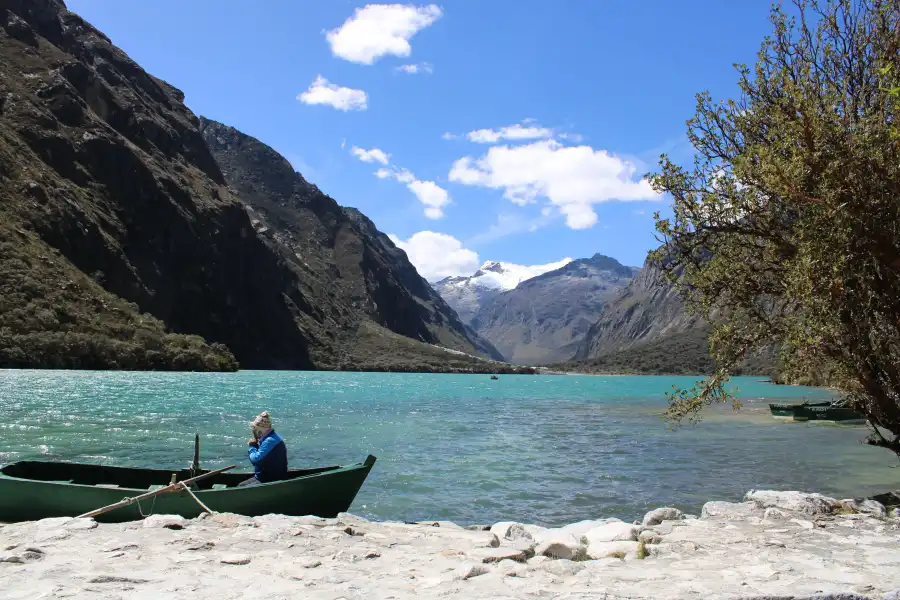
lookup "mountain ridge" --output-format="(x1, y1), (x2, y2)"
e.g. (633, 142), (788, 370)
(0, 0), (520, 373)
(435, 254), (640, 365)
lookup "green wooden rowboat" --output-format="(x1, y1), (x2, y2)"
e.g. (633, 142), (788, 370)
(769, 400), (831, 419)
(768, 400), (865, 423)
(0, 455), (376, 523)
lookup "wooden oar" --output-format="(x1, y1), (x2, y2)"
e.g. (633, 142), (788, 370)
(76, 464), (236, 519)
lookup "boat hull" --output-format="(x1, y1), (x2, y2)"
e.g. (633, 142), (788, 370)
(768, 402), (865, 423)
(768, 401), (831, 419)
(793, 405), (866, 424)
(0, 455), (376, 523)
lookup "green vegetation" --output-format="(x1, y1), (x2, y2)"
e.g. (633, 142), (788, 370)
(636, 540), (649, 560)
(558, 328), (777, 376)
(649, 0), (900, 457)
(0, 228), (238, 372)
(321, 321), (535, 374)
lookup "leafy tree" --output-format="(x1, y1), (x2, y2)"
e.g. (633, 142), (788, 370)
(650, 0), (900, 457)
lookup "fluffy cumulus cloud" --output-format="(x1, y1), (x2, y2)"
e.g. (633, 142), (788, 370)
(449, 140), (661, 229)
(387, 231), (479, 281)
(378, 168), (449, 219)
(326, 4), (442, 65)
(351, 146), (390, 165)
(466, 123), (555, 144)
(298, 76), (368, 111)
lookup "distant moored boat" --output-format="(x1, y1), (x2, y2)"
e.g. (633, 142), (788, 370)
(768, 400), (865, 424)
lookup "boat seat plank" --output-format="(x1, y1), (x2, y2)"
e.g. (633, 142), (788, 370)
(95, 484), (120, 488)
(211, 484), (229, 490)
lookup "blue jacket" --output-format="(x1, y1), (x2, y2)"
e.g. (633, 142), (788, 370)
(248, 430), (288, 483)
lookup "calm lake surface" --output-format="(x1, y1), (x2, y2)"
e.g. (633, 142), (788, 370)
(0, 370), (895, 526)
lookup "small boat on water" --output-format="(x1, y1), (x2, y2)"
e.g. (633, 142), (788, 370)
(490, 375), (499, 380)
(0, 455), (377, 523)
(768, 400), (865, 424)
(769, 400), (831, 419)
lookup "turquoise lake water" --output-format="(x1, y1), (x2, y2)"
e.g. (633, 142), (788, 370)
(0, 370), (895, 526)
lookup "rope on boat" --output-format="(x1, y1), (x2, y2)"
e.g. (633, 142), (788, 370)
(179, 482), (214, 515)
(136, 495), (157, 518)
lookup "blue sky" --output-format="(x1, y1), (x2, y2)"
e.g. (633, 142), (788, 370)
(66, 0), (774, 280)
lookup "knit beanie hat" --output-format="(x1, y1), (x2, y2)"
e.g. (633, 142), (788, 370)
(251, 411), (273, 438)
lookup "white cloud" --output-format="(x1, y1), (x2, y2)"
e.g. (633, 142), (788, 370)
(388, 231), (479, 281)
(351, 146), (390, 165)
(326, 4), (442, 65)
(467, 123), (555, 144)
(378, 167), (449, 219)
(396, 62), (433, 74)
(448, 140), (661, 230)
(298, 76), (368, 111)
(441, 132), (459, 140)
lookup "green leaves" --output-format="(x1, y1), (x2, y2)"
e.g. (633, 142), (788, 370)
(650, 0), (900, 458)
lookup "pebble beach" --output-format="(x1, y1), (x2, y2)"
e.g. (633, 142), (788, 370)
(2, 490), (899, 600)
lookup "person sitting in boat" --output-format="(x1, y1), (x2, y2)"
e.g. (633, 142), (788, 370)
(240, 411), (288, 486)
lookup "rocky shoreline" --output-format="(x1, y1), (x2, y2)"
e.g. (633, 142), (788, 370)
(1, 490), (899, 599)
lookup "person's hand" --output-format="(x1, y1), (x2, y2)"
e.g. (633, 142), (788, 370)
(248, 438), (258, 446)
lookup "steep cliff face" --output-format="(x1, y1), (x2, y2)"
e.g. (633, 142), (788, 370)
(468, 255), (639, 365)
(0, 0), (315, 369)
(199, 119), (505, 364)
(574, 254), (699, 360)
(0, 0), (506, 372)
(572, 250), (777, 376)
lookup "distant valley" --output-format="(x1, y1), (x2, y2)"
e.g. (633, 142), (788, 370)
(434, 251), (778, 376)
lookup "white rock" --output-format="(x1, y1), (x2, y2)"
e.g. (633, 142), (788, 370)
(220, 553), (251, 565)
(586, 540), (639, 560)
(890, 507), (900, 519)
(558, 519), (618, 539)
(840, 499), (887, 518)
(142, 515), (186, 529)
(535, 536), (585, 560)
(522, 524), (550, 541)
(744, 490), (839, 515)
(455, 562), (489, 580)
(495, 558), (527, 577)
(467, 547), (528, 564)
(34, 517), (92, 530)
(583, 521), (638, 543)
(539, 559), (585, 577)
(296, 557), (322, 569)
(642, 507), (684, 527)
(701, 501), (761, 520)
(638, 530), (663, 545)
(789, 518), (815, 530)
(763, 507), (792, 521)
(490, 521), (520, 539)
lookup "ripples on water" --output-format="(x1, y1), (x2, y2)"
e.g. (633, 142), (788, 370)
(0, 370), (894, 526)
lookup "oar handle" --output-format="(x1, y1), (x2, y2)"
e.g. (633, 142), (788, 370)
(76, 464), (236, 519)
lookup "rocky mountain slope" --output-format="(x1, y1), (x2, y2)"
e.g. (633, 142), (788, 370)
(199, 119), (505, 367)
(434, 259), (571, 324)
(0, 0), (514, 373)
(574, 253), (699, 361)
(570, 251), (777, 376)
(466, 255), (640, 365)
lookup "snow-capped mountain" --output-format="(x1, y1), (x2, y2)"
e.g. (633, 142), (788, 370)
(434, 258), (573, 324)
